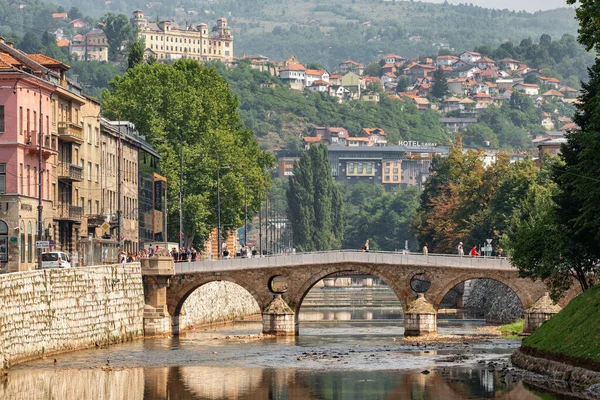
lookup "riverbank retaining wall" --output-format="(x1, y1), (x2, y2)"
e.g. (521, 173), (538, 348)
(179, 281), (261, 330)
(0, 264), (145, 368)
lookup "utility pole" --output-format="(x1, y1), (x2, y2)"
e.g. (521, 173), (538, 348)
(178, 134), (183, 250)
(216, 163), (222, 260)
(244, 176), (247, 246)
(116, 117), (122, 253)
(37, 86), (43, 271)
(265, 191), (269, 256)
(258, 203), (262, 257)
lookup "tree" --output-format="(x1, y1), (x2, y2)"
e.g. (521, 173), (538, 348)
(127, 39), (144, 70)
(566, 0), (600, 52)
(306, 62), (326, 70)
(364, 62), (382, 77)
(102, 60), (274, 246)
(68, 7), (82, 20)
(431, 67), (448, 99)
(287, 144), (343, 251)
(101, 13), (135, 61)
(19, 32), (42, 54)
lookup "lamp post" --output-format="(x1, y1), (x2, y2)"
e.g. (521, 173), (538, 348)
(244, 176), (247, 246)
(178, 133), (183, 250)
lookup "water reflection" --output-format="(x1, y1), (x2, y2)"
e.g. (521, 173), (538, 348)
(1, 365), (554, 400)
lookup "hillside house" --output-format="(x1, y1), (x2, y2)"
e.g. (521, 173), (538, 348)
(435, 55), (458, 67)
(459, 51), (482, 63)
(280, 63), (306, 90)
(497, 58), (520, 71)
(359, 128), (387, 146)
(513, 83), (539, 96)
(305, 69), (329, 87)
(382, 54), (404, 64)
(339, 60), (364, 75)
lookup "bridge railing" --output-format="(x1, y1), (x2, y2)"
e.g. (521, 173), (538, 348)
(173, 250), (513, 274)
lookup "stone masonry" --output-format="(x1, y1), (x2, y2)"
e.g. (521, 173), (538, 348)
(178, 281), (261, 331)
(0, 264), (145, 368)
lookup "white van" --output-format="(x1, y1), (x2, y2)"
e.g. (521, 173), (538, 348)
(41, 252), (72, 269)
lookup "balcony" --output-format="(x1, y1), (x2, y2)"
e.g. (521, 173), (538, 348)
(25, 133), (58, 157)
(57, 163), (83, 182)
(57, 204), (82, 222)
(57, 121), (84, 144)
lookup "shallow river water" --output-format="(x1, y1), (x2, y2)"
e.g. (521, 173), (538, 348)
(2, 288), (579, 400)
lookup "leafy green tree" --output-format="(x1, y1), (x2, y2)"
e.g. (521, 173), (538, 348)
(102, 59), (274, 246)
(364, 62), (382, 77)
(463, 123), (498, 148)
(101, 13), (135, 61)
(127, 39), (144, 70)
(287, 144), (343, 251)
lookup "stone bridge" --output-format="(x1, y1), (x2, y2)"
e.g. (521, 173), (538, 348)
(141, 251), (578, 337)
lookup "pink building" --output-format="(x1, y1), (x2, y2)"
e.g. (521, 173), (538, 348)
(0, 42), (59, 271)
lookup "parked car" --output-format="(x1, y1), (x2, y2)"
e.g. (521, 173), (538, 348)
(41, 252), (72, 269)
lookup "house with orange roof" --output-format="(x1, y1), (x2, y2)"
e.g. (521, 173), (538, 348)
(359, 128), (386, 146)
(497, 58), (520, 71)
(280, 63), (306, 90)
(476, 56), (495, 70)
(541, 89), (564, 100)
(435, 55), (458, 67)
(441, 96), (461, 113)
(541, 112), (555, 130)
(70, 18), (88, 29)
(381, 63), (397, 75)
(472, 92), (492, 109)
(304, 69), (329, 87)
(56, 39), (70, 48)
(447, 78), (474, 96)
(539, 76), (561, 89)
(347, 137), (372, 147)
(52, 12), (68, 19)
(339, 60), (364, 75)
(382, 54), (404, 64)
(558, 86), (578, 98)
(459, 51), (482, 63)
(513, 83), (539, 96)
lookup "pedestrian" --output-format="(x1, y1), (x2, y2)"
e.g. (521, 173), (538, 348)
(457, 242), (464, 257)
(422, 243), (428, 255)
(241, 245), (248, 258)
(119, 251), (126, 264)
(223, 248), (230, 259)
(496, 247), (503, 258)
(364, 240), (370, 252)
(469, 245), (478, 257)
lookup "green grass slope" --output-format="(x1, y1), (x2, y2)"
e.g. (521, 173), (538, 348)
(522, 284), (600, 364)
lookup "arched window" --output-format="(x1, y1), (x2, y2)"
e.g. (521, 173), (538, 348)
(27, 222), (32, 263)
(0, 220), (7, 262)
(20, 222), (25, 263)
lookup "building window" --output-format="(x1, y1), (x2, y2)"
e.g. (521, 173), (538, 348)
(95, 164), (99, 183)
(87, 162), (91, 180)
(385, 168), (390, 173)
(88, 199), (92, 214)
(87, 124), (91, 143)
(0, 164), (4, 193)
(27, 222), (32, 263)
(94, 127), (99, 145)
(20, 222), (25, 263)
(26, 166), (30, 196)
(0, 105), (4, 133)
(393, 168), (398, 173)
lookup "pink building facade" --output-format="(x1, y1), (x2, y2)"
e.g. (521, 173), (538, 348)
(0, 73), (56, 272)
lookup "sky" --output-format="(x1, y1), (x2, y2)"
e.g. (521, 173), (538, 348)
(425, 0), (569, 12)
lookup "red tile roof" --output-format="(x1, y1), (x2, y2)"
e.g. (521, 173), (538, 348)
(27, 54), (70, 69)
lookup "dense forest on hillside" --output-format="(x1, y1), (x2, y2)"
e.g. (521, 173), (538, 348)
(36, 0), (580, 68)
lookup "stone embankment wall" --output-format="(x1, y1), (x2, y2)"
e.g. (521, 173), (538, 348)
(179, 281), (261, 330)
(465, 279), (523, 323)
(0, 264), (145, 368)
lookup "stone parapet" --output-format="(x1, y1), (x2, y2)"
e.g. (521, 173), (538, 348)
(0, 264), (144, 368)
(262, 295), (296, 336)
(404, 293), (437, 336)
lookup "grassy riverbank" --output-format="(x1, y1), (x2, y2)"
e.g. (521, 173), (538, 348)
(521, 284), (600, 367)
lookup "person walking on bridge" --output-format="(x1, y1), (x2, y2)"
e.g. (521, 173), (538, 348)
(422, 243), (428, 255)
(469, 245), (478, 257)
(457, 242), (464, 257)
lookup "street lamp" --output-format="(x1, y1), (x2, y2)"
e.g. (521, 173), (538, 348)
(216, 160), (230, 259)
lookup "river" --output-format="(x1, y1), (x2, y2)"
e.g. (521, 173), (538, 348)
(2, 286), (578, 399)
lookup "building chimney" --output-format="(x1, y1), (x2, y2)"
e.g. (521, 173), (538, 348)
(6, 42), (14, 48)
(0, 37), (5, 44)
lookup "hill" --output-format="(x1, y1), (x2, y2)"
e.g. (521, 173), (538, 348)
(42, 0), (581, 69)
(520, 284), (600, 369)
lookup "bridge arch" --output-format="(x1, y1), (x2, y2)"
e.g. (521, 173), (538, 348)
(289, 264), (410, 321)
(167, 274), (264, 319)
(428, 272), (530, 312)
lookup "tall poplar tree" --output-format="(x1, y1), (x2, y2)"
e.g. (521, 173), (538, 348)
(287, 144), (343, 251)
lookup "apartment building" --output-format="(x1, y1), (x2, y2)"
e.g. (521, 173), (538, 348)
(131, 10), (234, 64)
(0, 42), (166, 270)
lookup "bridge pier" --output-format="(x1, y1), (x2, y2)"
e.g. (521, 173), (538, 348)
(523, 293), (561, 334)
(262, 295), (297, 336)
(141, 253), (175, 337)
(404, 294), (437, 337)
